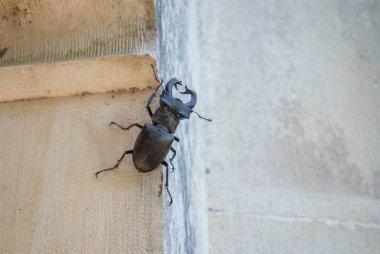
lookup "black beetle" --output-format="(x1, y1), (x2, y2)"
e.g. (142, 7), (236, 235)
(95, 65), (211, 205)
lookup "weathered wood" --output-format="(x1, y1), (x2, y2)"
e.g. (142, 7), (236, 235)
(0, 55), (156, 103)
(0, 92), (163, 254)
(0, 0), (156, 66)
(0, 0), (164, 253)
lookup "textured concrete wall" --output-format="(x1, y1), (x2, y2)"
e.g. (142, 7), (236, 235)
(158, 0), (380, 253)
(156, 1), (199, 253)
(201, 0), (380, 253)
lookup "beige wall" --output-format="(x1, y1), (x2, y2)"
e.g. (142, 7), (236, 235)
(0, 0), (156, 66)
(0, 0), (164, 253)
(0, 57), (164, 254)
(0, 89), (163, 253)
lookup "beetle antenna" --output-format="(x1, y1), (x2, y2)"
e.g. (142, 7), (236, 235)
(151, 64), (164, 91)
(192, 110), (212, 122)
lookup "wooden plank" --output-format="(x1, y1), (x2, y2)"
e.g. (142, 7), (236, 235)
(0, 55), (157, 103)
(0, 1), (164, 253)
(0, 92), (163, 253)
(0, 0), (156, 66)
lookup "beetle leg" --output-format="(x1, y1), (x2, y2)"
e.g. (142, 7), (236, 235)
(147, 66), (164, 116)
(151, 64), (163, 84)
(146, 83), (162, 116)
(162, 161), (173, 206)
(169, 147), (176, 172)
(95, 150), (133, 178)
(146, 93), (156, 116)
(109, 121), (143, 130)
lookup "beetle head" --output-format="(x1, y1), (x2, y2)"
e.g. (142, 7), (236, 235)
(160, 78), (197, 119)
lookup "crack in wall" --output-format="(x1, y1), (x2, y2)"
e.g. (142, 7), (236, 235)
(239, 214), (380, 231)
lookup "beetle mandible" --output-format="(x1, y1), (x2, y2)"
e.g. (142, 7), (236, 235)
(95, 65), (211, 205)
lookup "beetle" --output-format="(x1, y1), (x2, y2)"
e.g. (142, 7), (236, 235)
(95, 65), (211, 205)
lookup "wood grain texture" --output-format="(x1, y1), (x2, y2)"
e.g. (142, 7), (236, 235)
(0, 0), (156, 66)
(0, 55), (156, 103)
(0, 92), (163, 254)
(0, 1), (163, 252)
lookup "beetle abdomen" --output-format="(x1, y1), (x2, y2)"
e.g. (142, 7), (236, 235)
(132, 124), (174, 172)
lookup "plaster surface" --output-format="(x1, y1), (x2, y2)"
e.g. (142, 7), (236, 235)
(200, 0), (380, 253)
(156, 0), (199, 252)
(158, 0), (380, 253)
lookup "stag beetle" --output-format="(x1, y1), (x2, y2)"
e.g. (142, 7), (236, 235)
(95, 65), (211, 205)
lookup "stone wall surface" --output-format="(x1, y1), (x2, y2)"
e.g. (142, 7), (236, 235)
(201, 0), (380, 253)
(156, 0), (204, 253)
(158, 0), (380, 253)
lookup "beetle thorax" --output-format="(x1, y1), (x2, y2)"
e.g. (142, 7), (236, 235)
(151, 107), (180, 133)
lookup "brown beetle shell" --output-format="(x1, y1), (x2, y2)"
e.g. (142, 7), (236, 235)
(132, 124), (174, 172)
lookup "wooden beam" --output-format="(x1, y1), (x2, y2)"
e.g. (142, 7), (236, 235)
(0, 55), (158, 103)
(0, 0), (156, 66)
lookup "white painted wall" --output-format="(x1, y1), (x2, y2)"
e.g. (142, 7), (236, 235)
(158, 0), (380, 253)
(156, 1), (203, 253)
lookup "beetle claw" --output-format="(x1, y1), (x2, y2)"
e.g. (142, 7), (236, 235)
(179, 86), (197, 108)
(165, 78), (182, 96)
(174, 81), (182, 91)
(179, 85), (191, 94)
